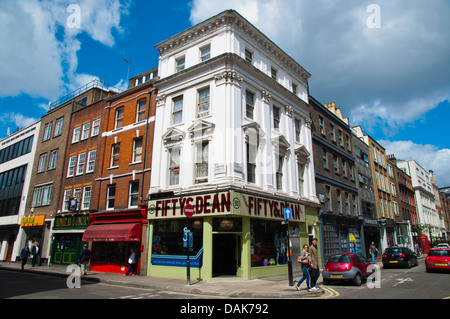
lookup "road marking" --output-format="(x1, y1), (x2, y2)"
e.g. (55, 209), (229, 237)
(393, 278), (413, 287)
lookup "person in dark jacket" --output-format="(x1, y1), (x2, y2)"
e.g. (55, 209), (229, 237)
(78, 244), (91, 276)
(20, 243), (30, 270)
(31, 242), (40, 267)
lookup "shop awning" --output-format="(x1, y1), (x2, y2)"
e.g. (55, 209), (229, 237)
(82, 223), (141, 242)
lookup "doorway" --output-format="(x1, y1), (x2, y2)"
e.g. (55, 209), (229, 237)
(213, 234), (238, 277)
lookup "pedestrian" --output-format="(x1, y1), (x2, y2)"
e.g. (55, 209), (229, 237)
(31, 242), (40, 267)
(309, 238), (320, 291)
(20, 243), (30, 270)
(126, 248), (137, 276)
(295, 244), (311, 291)
(369, 241), (379, 264)
(78, 244), (91, 276)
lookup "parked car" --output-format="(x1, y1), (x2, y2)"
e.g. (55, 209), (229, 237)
(323, 253), (373, 286)
(382, 247), (418, 268)
(436, 243), (450, 249)
(425, 248), (450, 272)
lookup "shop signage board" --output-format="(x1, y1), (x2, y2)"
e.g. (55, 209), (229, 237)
(20, 215), (46, 227)
(148, 190), (306, 222)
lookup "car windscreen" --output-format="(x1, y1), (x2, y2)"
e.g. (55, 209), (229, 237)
(428, 250), (450, 257)
(328, 255), (352, 263)
(384, 248), (402, 254)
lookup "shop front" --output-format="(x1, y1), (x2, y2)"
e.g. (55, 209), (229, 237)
(50, 214), (90, 265)
(19, 215), (51, 264)
(148, 189), (317, 281)
(82, 209), (147, 275)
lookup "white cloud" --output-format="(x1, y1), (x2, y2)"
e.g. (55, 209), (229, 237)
(380, 140), (450, 187)
(0, 0), (130, 100)
(0, 113), (39, 131)
(189, 0), (450, 134)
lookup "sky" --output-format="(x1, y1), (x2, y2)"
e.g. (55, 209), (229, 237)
(0, 0), (449, 186)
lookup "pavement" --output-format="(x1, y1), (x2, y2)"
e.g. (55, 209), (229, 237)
(0, 257), (387, 299)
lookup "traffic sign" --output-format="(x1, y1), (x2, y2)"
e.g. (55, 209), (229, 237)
(284, 207), (292, 220)
(184, 204), (194, 218)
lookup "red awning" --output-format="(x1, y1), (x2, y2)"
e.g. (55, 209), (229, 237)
(82, 223), (141, 242)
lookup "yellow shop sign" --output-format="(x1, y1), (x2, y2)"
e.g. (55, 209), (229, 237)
(20, 215), (46, 227)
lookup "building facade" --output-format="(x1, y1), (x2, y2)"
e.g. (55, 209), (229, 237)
(0, 123), (40, 262)
(82, 77), (157, 275)
(148, 10), (319, 281)
(397, 160), (440, 242)
(310, 99), (361, 263)
(351, 127), (377, 255)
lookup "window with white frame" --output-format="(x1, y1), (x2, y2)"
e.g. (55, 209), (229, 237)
(393, 201), (399, 216)
(91, 119), (100, 137)
(319, 117), (325, 135)
(107, 184), (116, 210)
(342, 160), (347, 177)
(246, 90), (255, 120)
(200, 44), (210, 61)
(111, 143), (120, 167)
(276, 155), (284, 190)
(338, 130), (343, 147)
(169, 147), (180, 186)
(390, 182), (396, 196)
(271, 67), (277, 80)
(132, 137), (143, 163)
(333, 155), (339, 175)
(43, 122), (52, 141)
(345, 192), (350, 214)
(115, 107), (124, 129)
(273, 105), (280, 130)
(81, 123), (90, 140)
(295, 119), (301, 143)
(298, 162), (305, 196)
(129, 181), (139, 208)
(176, 56), (185, 72)
(86, 150), (96, 173)
(37, 153), (47, 173)
(246, 141), (257, 184)
(136, 99), (146, 122)
(76, 153), (86, 175)
(195, 141), (209, 183)
(329, 123), (335, 141)
(197, 87), (210, 118)
(54, 117), (64, 137)
(72, 126), (81, 143)
(322, 148), (328, 169)
(67, 155), (76, 177)
(48, 149), (58, 170)
(82, 186), (91, 210)
(172, 96), (183, 124)
(63, 189), (71, 212)
(32, 183), (53, 207)
(73, 187), (82, 210)
(326, 186), (331, 211)
(337, 189), (342, 214)
(245, 48), (253, 63)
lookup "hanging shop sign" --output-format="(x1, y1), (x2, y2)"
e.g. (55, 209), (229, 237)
(20, 215), (46, 227)
(148, 190), (306, 222)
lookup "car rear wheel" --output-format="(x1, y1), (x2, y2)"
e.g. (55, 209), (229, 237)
(353, 273), (362, 286)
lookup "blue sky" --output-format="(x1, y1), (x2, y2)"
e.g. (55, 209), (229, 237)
(0, 0), (449, 186)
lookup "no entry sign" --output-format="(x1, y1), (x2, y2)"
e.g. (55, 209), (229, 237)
(184, 204), (194, 218)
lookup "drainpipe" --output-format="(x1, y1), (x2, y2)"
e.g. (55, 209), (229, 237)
(140, 88), (156, 203)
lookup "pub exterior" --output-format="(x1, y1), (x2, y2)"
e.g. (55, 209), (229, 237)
(147, 10), (320, 281)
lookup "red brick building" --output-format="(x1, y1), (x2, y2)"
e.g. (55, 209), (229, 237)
(82, 75), (157, 275)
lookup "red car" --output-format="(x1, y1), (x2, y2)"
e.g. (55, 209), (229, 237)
(425, 248), (450, 272)
(323, 253), (373, 286)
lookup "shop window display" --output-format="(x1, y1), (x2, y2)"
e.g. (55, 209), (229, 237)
(152, 219), (203, 256)
(250, 219), (288, 267)
(93, 242), (139, 264)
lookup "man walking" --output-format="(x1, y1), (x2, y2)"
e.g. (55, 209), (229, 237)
(309, 238), (320, 290)
(369, 242), (379, 264)
(20, 243), (30, 270)
(78, 244), (91, 276)
(31, 242), (40, 267)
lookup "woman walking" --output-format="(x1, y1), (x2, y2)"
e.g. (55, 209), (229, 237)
(295, 244), (311, 291)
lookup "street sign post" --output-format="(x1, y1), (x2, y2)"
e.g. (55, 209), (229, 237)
(184, 204), (194, 285)
(284, 207), (294, 286)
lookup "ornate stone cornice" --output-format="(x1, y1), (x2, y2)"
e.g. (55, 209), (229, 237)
(214, 70), (244, 86)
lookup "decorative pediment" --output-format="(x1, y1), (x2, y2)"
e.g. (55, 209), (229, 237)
(162, 127), (185, 147)
(188, 119), (215, 142)
(295, 145), (310, 164)
(242, 122), (266, 138)
(271, 134), (290, 157)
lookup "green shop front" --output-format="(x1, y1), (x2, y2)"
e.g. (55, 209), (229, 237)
(147, 189), (318, 281)
(50, 214), (90, 265)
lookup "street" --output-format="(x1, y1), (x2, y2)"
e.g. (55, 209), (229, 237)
(0, 259), (448, 300)
(324, 260), (450, 299)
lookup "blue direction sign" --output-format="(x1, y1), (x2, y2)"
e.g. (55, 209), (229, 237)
(284, 207), (292, 220)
